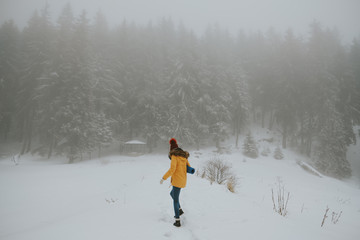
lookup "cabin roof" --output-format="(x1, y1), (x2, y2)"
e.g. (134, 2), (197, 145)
(125, 140), (146, 145)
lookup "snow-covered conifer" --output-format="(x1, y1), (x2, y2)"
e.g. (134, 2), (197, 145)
(243, 132), (258, 159)
(274, 146), (284, 160)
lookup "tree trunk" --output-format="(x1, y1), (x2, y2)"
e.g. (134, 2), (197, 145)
(235, 118), (240, 148)
(20, 137), (28, 155)
(306, 116), (313, 157)
(20, 116), (32, 155)
(282, 125), (287, 149)
(235, 130), (239, 148)
(26, 111), (33, 153)
(269, 110), (275, 130)
(300, 116), (305, 154)
(306, 134), (312, 157)
(69, 144), (75, 163)
(261, 108), (265, 128)
(47, 136), (54, 159)
(98, 145), (102, 158)
(1, 114), (11, 141)
(215, 136), (220, 152)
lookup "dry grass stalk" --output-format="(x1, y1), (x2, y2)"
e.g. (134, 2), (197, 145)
(321, 206), (330, 227)
(331, 211), (342, 224)
(271, 182), (290, 216)
(227, 176), (237, 193)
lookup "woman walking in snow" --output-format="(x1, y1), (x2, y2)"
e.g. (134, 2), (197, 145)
(160, 138), (192, 227)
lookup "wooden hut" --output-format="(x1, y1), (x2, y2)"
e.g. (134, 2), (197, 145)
(123, 140), (147, 156)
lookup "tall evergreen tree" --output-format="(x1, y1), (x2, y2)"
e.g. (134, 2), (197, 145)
(315, 95), (351, 178)
(227, 62), (250, 147)
(17, 6), (54, 154)
(56, 10), (104, 162)
(307, 21), (353, 178)
(243, 132), (258, 158)
(33, 3), (74, 158)
(0, 20), (20, 141)
(348, 39), (360, 126)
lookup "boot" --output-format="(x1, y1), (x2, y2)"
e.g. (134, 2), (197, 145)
(179, 208), (184, 216)
(173, 218), (181, 227)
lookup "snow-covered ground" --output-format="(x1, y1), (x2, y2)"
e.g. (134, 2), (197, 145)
(1, 141), (360, 240)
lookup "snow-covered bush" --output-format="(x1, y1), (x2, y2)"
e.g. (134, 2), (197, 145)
(11, 154), (20, 165)
(243, 132), (258, 158)
(201, 156), (238, 192)
(273, 146), (284, 160)
(261, 147), (271, 156)
(204, 157), (231, 184)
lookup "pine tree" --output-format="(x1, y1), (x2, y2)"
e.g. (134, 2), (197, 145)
(274, 146), (284, 160)
(315, 97), (351, 178)
(47, 10), (113, 162)
(346, 39), (360, 126)
(60, 10), (97, 162)
(225, 61), (250, 148)
(33, 3), (74, 158)
(243, 132), (258, 158)
(0, 20), (20, 141)
(17, 5), (54, 155)
(306, 22), (353, 178)
(162, 49), (201, 145)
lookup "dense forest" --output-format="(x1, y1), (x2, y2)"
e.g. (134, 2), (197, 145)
(0, 4), (359, 178)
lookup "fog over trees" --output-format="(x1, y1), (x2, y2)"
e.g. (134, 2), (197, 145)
(0, 3), (359, 178)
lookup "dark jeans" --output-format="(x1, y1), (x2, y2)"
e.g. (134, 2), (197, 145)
(170, 186), (181, 218)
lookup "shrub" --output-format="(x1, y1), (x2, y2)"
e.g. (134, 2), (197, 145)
(202, 156), (238, 192)
(261, 147), (271, 156)
(204, 157), (232, 184)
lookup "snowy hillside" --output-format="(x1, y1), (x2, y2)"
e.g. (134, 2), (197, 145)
(1, 142), (360, 240)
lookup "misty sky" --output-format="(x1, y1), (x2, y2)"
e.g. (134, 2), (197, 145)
(0, 0), (359, 43)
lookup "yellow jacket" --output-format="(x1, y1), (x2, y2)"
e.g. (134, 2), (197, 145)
(163, 150), (191, 188)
